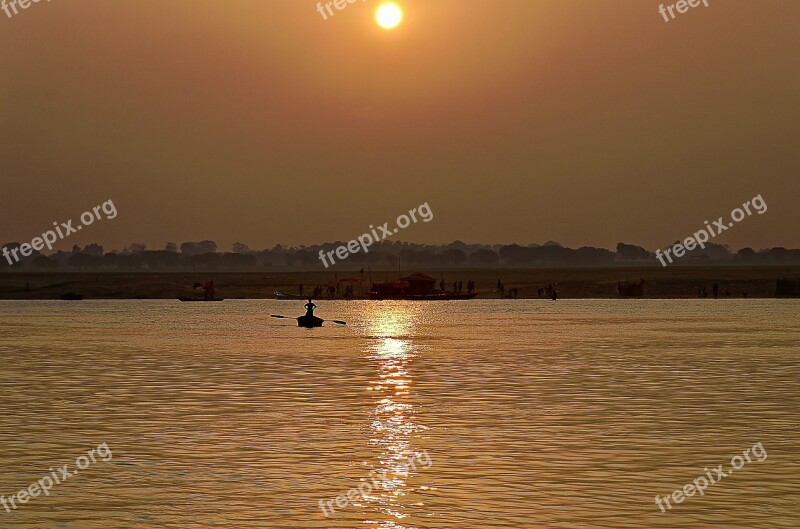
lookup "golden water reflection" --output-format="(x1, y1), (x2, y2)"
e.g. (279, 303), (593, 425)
(362, 305), (429, 529)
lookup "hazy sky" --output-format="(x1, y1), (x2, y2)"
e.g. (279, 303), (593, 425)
(2, 0), (798, 252)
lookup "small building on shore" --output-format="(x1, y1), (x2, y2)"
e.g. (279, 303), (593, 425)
(400, 273), (438, 295)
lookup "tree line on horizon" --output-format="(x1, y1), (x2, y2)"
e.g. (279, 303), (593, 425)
(2, 239), (799, 271)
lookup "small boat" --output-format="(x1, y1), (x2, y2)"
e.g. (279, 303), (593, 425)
(60, 292), (84, 301)
(271, 302), (346, 328)
(275, 291), (307, 300)
(297, 315), (324, 328)
(177, 297), (225, 302)
(369, 273), (479, 300)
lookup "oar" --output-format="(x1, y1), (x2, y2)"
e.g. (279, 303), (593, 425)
(328, 320), (347, 326)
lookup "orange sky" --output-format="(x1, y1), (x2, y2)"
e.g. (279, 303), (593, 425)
(1, 0), (798, 251)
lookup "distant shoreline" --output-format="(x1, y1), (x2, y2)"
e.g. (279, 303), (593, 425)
(0, 267), (798, 300)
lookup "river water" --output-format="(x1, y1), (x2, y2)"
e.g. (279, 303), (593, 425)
(0, 300), (797, 528)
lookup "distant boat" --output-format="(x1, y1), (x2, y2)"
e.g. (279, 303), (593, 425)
(177, 297), (225, 302)
(370, 273), (477, 300)
(60, 292), (84, 301)
(275, 291), (306, 300)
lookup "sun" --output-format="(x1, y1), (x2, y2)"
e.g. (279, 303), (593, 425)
(375, 2), (403, 30)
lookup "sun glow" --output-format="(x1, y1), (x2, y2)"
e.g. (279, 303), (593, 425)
(375, 2), (403, 30)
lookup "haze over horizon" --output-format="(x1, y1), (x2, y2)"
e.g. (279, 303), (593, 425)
(2, 0), (798, 253)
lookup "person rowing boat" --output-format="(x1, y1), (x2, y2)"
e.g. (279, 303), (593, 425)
(270, 299), (346, 328)
(298, 298), (323, 327)
(304, 298), (317, 318)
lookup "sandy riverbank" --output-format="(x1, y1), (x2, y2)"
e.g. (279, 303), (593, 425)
(0, 267), (798, 300)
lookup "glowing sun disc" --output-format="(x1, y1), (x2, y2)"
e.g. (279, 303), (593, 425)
(376, 2), (403, 29)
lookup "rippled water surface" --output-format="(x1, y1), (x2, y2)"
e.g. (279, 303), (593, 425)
(0, 300), (798, 528)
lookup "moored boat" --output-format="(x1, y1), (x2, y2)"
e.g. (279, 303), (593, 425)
(177, 297), (225, 302)
(370, 273), (477, 300)
(275, 291), (307, 300)
(60, 292), (84, 301)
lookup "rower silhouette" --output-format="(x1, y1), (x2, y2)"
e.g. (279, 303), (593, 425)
(304, 298), (317, 317)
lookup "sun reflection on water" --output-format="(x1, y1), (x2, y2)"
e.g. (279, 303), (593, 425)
(361, 304), (428, 528)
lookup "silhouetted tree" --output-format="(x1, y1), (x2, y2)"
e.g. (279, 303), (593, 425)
(117, 253), (142, 269)
(469, 249), (500, 266)
(69, 253), (101, 268)
(693, 242), (731, 261)
(616, 243), (650, 261)
(221, 252), (257, 268)
(576, 246), (615, 265)
(33, 255), (59, 269)
(439, 249), (467, 266)
(103, 253), (119, 268)
(232, 242), (251, 254)
(181, 240), (217, 256)
(186, 252), (221, 268)
(295, 250), (319, 266)
(82, 243), (104, 256)
(499, 244), (531, 266)
(142, 251), (181, 269)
